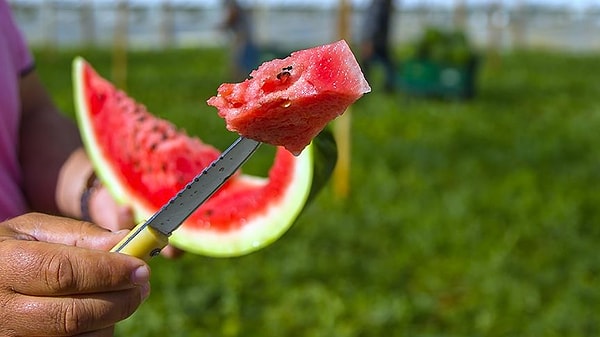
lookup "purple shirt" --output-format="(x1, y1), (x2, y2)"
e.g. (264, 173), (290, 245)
(0, 0), (34, 219)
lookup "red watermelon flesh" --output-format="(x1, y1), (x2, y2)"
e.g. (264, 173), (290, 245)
(74, 58), (318, 257)
(207, 40), (370, 155)
(79, 63), (222, 213)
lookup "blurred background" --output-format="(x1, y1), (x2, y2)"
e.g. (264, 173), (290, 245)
(9, 0), (600, 336)
(9, 0), (600, 51)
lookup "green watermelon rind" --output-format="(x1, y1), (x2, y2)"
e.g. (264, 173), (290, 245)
(73, 57), (131, 206)
(169, 144), (314, 257)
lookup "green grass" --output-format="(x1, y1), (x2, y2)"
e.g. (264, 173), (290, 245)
(35, 47), (600, 337)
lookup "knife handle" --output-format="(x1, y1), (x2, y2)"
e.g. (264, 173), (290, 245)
(110, 223), (169, 261)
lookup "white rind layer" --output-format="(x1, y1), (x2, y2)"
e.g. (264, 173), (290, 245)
(169, 144), (313, 257)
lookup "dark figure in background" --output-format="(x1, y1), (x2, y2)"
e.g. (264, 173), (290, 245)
(220, 0), (259, 81)
(360, 0), (396, 92)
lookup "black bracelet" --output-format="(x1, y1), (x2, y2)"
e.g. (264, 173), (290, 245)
(80, 172), (99, 222)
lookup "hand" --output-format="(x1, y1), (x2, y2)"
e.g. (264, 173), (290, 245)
(89, 186), (184, 259)
(0, 213), (150, 337)
(88, 185), (135, 232)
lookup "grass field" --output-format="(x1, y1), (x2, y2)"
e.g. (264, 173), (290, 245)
(34, 47), (600, 337)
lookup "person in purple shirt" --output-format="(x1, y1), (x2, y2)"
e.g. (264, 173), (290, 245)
(0, 1), (154, 335)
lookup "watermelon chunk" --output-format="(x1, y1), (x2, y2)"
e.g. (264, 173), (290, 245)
(73, 57), (337, 257)
(208, 40), (371, 155)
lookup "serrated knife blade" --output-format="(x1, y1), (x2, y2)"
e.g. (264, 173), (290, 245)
(110, 136), (261, 260)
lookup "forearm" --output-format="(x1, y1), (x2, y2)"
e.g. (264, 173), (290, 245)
(19, 105), (83, 215)
(18, 71), (84, 215)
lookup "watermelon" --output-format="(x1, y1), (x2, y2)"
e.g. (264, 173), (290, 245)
(73, 57), (337, 257)
(207, 39), (371, 155)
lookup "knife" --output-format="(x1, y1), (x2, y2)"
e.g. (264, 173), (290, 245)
(110, 136), (261, 260)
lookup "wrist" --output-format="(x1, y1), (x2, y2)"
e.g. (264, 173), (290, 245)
(80, 171), (100, 222)
(55, 147), (94, 219)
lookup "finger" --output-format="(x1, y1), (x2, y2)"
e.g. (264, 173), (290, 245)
(90, 187), (135, 231)
(3, 212), (126, 250)
(7, 286), (148, 336)
(161, 245), (184, 259)
(115, 205), (135, 230)
(2, 239), (150, 296)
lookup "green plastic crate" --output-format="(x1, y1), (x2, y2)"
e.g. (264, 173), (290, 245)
(398, 58), (478, 99)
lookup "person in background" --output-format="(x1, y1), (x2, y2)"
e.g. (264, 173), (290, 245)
(1, 1), (150, 335)
(360, 0), (397, 92)
(219, 0), (259, 80)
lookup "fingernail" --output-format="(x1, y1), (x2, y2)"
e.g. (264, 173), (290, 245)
(140, 282), (151, 302)
(132, 265), (150, 285)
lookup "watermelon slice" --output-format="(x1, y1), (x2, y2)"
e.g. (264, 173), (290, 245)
(73, 57), (336, 257)
(207, 40), (371, 155)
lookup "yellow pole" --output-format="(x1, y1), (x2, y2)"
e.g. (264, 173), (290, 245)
(333, 0), (352, 198)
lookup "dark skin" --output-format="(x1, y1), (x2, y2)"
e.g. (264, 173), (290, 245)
(0, 213), (150, 337)
(19, 70), (80, 213)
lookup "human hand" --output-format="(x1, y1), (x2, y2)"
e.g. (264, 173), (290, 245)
(89, 185), (184, 259)
(88, 185), (135, 232)
(0, 213), (150, 337)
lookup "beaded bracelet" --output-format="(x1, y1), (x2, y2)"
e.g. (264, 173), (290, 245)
(80, 172), (100, 222)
